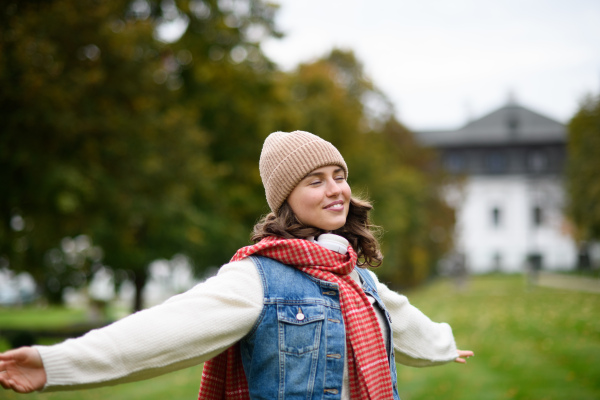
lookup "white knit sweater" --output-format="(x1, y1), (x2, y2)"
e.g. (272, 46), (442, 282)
(35, 258), (458, 394)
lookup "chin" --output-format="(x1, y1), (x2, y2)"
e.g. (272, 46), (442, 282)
(320, 220), (346, 231)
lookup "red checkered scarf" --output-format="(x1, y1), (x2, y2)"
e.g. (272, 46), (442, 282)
(198, 236), (395, 400)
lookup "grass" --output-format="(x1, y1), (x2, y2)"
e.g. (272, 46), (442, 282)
(397, 274), (600, 400)
(0, 306), (90, 329)
(0, 366), (204, 400)
(1, 274), (599, 400)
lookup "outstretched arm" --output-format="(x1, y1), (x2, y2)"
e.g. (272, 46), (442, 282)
(2, 259), (263, 393)
(370, 270), (474, 367)
(0, 347), (47, 393)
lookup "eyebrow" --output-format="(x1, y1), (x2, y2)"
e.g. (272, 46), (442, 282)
(302, 167), (345, 180)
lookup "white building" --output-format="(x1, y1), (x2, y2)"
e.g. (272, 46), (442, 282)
(417, 100), (577, 273)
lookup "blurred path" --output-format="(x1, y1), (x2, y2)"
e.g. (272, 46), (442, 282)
(536, 272), (600, 294)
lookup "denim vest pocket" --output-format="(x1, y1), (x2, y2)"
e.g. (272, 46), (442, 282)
(277, 304), (324, 354)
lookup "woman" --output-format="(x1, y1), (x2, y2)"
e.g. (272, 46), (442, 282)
(0, 131), (473, 399)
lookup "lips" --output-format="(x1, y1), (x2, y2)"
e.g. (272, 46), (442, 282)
(324, 200), (345, 211)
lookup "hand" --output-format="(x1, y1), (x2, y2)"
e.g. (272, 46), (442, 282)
(454, 349), (474, 364)
(0, 347), (47, 393)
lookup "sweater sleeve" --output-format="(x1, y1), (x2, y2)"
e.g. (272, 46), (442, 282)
(34, 258), (263, 392)
(369, 271), (458, 367)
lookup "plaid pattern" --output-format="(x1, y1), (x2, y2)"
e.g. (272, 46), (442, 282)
(198, 236), (395, 400)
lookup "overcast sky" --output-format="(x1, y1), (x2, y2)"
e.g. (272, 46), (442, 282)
(261, 0), (600, 131)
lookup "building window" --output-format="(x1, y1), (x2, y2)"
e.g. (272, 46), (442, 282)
(491, 207), (502, 228)
(527, 253), (543, 271)
(528, 150), (547, 173)
(533, 206), (543, 227)
(492, 252), (503, 271)
(444, 152), (465, 173)
(485, 151), (508, 173)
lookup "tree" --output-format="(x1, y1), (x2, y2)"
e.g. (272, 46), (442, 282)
(157, 0), (286, 267)
(566, 94), (600, 243)
(0, 0), (281, 310)
(1, 0), (202, 307)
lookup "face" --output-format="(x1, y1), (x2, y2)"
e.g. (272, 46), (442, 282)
(286, 165), (351, 231)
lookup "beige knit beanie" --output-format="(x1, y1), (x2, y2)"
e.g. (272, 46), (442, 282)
(260, 131), (348, 213)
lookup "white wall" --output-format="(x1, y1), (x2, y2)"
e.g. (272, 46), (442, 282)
(451, 175), (577, 273)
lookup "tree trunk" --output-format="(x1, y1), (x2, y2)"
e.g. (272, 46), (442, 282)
(132, 269), (147, 312)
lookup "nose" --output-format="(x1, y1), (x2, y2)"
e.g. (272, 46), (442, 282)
(325, 177), (342, 197)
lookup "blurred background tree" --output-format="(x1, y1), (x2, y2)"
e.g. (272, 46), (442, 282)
(566, 94), (600, 244)
(171, 0), (285, 267)
(0, 0), (280, 310)
(1, 0), (455, 311)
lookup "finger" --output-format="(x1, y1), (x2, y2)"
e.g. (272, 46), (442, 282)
(0, 374), (12, 390)
(14, 383), (30, 393)
(457, 350), (474, 358)
(0, 377), (28, 394)
(0, 353), (18, 364)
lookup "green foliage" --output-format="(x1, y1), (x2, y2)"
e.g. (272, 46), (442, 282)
(0, 0), (280, 310)
(567, 94), (600, 242)
(1, 0), (203, 307)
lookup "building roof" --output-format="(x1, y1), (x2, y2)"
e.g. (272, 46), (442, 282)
(416, 102), (566, 147)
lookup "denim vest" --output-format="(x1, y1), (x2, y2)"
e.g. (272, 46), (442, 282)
(240, 256), (400, 400)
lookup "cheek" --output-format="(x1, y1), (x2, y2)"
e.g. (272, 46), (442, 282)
(288, 189), (319, 216)
(302, 192), (323, 208)
(342, 182), (352, 198)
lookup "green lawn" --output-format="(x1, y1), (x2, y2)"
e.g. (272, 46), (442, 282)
(1, 275), (599, 400)
(0, 306), (90, 329)
(0, 366), (204, 400)
(397, 274), (600, 400)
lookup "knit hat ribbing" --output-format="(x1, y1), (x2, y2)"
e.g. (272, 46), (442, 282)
(260, 131), (348, 213)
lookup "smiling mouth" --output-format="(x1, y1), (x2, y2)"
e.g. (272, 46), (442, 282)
(324, 201), (345, 211)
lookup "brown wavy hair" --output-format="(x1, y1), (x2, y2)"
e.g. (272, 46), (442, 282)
(251, 197), (383, 268)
